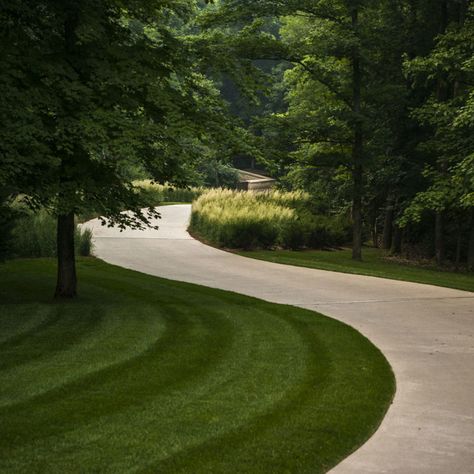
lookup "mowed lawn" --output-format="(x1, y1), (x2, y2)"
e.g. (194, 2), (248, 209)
(0, 258), (394, 473)
(238, 247), (474, 293)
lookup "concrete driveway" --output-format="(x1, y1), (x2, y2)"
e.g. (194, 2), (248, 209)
(84, 204), (474, 473)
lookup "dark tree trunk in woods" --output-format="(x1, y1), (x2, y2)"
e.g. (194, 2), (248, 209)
(371, 223), (378, 248)
(382, 199), (394, 250)
(391, 225), (402, 255)
(468, 210), (474, 271)
(55, 212), (77, 298)
(370, 202), (378, 248)
(351, 7), (363, 261)
(455, 231), (462, 271)
(435, 212), (445, 266)
(352, 165), (363, 261)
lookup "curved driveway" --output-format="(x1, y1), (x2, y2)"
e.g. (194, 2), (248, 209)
(85, 204), (474, 473)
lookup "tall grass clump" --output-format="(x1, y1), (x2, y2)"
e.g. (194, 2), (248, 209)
(10, 211), (93, 258)
(135, 181), (205, 206)
(190, 189), (350, 250)
(0, 202), (20, 261)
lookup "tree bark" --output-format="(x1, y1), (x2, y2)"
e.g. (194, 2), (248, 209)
(352, 162), (363, 261)
(455, 230), (462, 271)
(55, 212), (77, 298)
(382, 198), (394, 249)
(435, 211), (445, 266)
(371, 221), (378, 248)
(351, 6), (363, 261)
(468, 210), (474, 271)
(391, 225), (402, 255)
(369, 200), (378, 248)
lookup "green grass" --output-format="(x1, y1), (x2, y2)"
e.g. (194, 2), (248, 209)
(238, 247), (474, 293)
(0, 258), (395, 473)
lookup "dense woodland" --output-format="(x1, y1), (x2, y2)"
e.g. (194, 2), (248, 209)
(1, 0), (473, 296)
(212, 0), (474, 269)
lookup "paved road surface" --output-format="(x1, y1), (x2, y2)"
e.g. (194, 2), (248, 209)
(84, 204), (474, 473)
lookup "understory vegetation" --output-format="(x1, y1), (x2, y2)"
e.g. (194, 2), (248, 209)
(0, 258), (394, 473)
(190, 189), (350, 250)
(1, 181), (203, 262)
(211, 0), (474, 269)
(3, 210), (92, 260)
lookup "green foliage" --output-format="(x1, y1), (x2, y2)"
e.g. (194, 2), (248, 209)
(9, 211), (93, 258)
(198, 160), (240, 188)
(401, 6), (474, 227)
(2, 0), (472, 268)
(204, 0), (474, 266)
(0, 0), (248, 231)
(77, 228), (93, 257)
(190, 189), (349, 249)
(135, 181), (205, 206)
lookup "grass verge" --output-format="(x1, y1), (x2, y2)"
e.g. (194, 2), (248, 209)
(0, 258), (395, 473)
(238, 247), (474, 293)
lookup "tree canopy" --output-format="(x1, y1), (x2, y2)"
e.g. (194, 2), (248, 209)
(0, 0), (246, 295)
(1, 0), (473, 296)
(204, 0), (474, 268)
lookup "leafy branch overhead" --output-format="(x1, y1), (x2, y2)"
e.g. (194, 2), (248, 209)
(0, 0), (248, 228)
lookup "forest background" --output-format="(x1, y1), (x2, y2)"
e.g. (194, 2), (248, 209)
(1, 0), (473, 297)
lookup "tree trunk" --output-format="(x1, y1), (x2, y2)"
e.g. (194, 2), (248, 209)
(404, 225), (410, 259)
(468, 210), (474, 271)
(55, 212), (77, 298)
(455, 232), (461, 271)
(352, 163), (363, 261)
(369, 201), (378, 248)
(435, 211), (444, 266)
(391, 225), (402, 255)
(382, 198), (394, 249)
(351, 6), (363, 261)
(371, 222), (378, 249)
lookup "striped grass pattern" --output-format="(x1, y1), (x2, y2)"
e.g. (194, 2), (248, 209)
(0, 259), (394, 473)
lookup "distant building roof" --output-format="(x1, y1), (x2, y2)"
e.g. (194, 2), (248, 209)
(237, 170), (276, 191)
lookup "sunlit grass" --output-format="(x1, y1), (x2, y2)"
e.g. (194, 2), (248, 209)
(190, 188), (348, 249)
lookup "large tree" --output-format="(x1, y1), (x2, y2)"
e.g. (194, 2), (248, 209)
(0, 0), (237, 297)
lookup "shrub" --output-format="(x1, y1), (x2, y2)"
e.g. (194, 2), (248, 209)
(306, 215), (350, 248)
(190, 188), (349, 250)
(0, 203), (20, 261)
(77, 228), (93, 257)
(134, 181), (205, 206)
